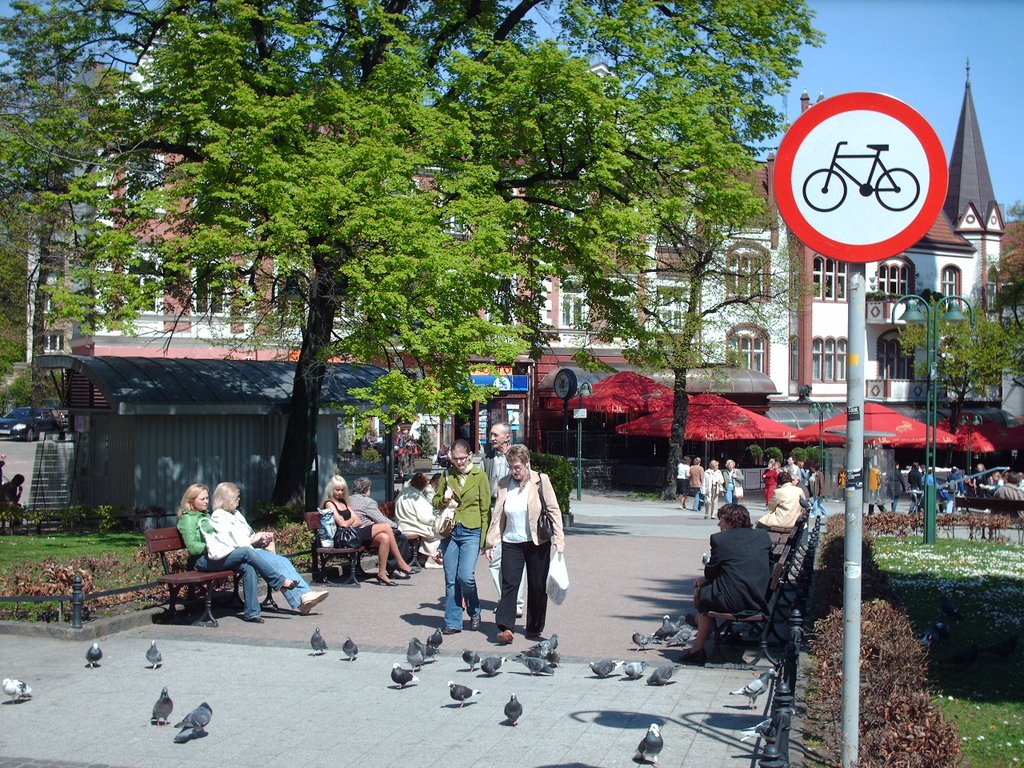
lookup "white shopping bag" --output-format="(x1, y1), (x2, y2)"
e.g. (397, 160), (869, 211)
(546, 551), (570, 605)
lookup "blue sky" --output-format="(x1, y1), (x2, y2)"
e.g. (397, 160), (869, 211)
(784, 0), (1024, 212)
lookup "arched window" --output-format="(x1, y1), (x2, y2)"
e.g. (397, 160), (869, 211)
(811, 337), (848, 381)
(811, 338), (822, 381)
(728, 326), (768, 373)
(812, 257), (847, 301)
(836, 338), (848, 381)
(789, 336), (799, 381)
(876, 260), (912, 297)
(877, 334), (913, 380)
(941, 265), (961, 297)
(726, 246), (770, 300)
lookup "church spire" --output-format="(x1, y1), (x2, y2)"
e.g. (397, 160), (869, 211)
(943, 62), (996, 224)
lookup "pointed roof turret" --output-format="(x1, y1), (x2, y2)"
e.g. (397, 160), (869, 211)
(944, 61), (997, 225)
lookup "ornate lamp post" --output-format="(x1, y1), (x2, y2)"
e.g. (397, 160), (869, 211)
(891, 295), (973, 544)
(959, 412), (983, 479)
(810, 401), (835, 495)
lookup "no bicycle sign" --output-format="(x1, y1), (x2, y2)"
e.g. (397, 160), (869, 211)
(774, 92), (948, 263)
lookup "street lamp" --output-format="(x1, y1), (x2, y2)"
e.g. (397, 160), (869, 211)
(810, 401), (835, 494)
(959, 412), (983, 478)
(891, 294), (974, 544)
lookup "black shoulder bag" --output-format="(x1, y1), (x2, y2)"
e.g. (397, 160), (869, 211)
(536, 473), (555, 542)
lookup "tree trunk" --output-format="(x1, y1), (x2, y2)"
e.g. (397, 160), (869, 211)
(271, 271), (337, 510)
(663, 367), (690, 501)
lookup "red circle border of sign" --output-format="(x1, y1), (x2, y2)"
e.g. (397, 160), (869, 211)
(775, 92), (948, 263)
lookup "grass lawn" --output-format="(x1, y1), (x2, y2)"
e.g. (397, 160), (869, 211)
(874, 537), (1024, 768)
(0, 532), (145, 568)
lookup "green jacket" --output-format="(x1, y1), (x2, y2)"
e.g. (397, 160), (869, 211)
(177, 509), (216, 557)
(433, 465), (491, 547)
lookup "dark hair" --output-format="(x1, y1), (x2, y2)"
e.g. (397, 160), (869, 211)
(776, 470), (792, 484)
(409, 472), (429, 491)
(451, 439), (471, 455)
(718, 504), (752, 529)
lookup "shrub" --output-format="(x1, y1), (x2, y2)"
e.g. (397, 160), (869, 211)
(530, 452), (572, 517)
(813, 515), (897, 618)
(765, 446), (783, 464)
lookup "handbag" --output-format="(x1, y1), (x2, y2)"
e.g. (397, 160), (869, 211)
(734, 484), (745, 499)
(433, 500), (456, 538)
(536, 473), (555, 542)
(546, 551), (570, 605)
(333, 527), (362, 549)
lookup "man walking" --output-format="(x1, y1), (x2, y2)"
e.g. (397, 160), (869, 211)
(907, 462), (923, 513)
(482, 422), (524, 618)
(688, 457), (705, 512)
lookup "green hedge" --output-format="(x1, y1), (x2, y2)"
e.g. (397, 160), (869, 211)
(530, 452), (571, 518)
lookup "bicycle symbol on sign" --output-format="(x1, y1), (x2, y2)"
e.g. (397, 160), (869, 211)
(801, 141), (921, 213)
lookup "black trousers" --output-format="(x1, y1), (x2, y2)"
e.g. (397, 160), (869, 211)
(496, 539), (552, 635)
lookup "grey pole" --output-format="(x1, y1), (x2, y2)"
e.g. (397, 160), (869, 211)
(841, 262), (866, 766)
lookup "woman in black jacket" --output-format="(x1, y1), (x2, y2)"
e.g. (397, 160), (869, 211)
(680, 504), (772, 666)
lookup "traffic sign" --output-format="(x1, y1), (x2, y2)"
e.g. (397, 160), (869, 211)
(775, 92), (948, 263)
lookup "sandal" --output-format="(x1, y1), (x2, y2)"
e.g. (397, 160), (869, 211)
(373, 576), (397, 587)
(281, 580), (299, 591)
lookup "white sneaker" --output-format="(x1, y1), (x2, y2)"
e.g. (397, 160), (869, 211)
(516, 605), (524, 618)
(423, 560), (444, 569)
(299, 591), (329, 615)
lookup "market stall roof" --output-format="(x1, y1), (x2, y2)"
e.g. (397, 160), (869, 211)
(37, 355), (387, 416)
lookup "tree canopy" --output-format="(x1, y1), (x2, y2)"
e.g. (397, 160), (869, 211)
(0, 0), (818, 505)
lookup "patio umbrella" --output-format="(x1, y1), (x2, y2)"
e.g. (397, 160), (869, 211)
(790, 402), (957, 447)
(946, 421), (1024, 453)
(616, 393), (795, 440)
(580, 371), (673, 414)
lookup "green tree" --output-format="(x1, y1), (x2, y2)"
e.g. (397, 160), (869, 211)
(0, 0), (818, 508)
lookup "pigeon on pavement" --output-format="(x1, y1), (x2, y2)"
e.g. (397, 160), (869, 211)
(739, 717), (773, 743)
(544, 649), (560, 667)
(146, 640), (162, 669)
(85, 642), (102, 668)
(622, 661), (647, 680)
(634, 723), (664, 764)
(173, 701), (212, 743)
(310, 627), (327, 656)
(462, 649), (480, 671)
(504, 694), (523, 726)
(407, 639), (425, 670)
(480, 656), (506, 677)
(448, 681), (481, 708)
(151, 687), (173, 725)
(516, 656), (554, 675)
(427, 628), (444, 650)
(2, 678), (32, 702)
(632, 632), (653, 651)
(664, 626), (696, 647)
(547, 633), (559, 651)
(983, 633), (1017, 657)
(390, 663), (419, 689)
(342, 637), (358, 661)
(423, 642), (439, 661)
(647, 665), (675, 686)
(589, 659), (622, 678)
(522, 640), (551, 658)
(653, 615), (680, 641)
(730, 670), (774, 709)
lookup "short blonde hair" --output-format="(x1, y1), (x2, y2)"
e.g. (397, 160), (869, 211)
(505, 444), (531, 467)
(177, 483), (208, 518)
(212, 482), (240, 512)
(322, 475), (350, 506)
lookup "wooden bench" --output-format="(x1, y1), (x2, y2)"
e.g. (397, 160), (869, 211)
(305, 511), (369, 587)
(954, 496), (1024, 542)
(144, 527), (239, 627)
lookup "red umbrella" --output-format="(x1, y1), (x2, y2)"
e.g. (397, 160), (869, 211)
(580, 371), (672, 414)
(791, 402), (957, 447)
(616, 393), (794, 440)
(946, 421), (1024, 452)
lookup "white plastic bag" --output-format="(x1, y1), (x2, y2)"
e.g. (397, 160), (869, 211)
(546, 551), (570, 605)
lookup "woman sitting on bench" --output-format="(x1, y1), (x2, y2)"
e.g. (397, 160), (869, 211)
(679, 504), (772, 666)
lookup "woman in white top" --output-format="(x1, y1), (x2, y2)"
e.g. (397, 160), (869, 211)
(394, 472), (442, 567)
(701, 460), (725, 520)
(483, 445), (564, 645)
(676, 456), (690, 509)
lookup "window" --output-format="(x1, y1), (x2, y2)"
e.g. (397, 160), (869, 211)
(876, 260), (912, 296)
(654, 286), (686, 331)
(559, 277), (588, 329)
(789, 336), (799, 381)
(940, 265), (961, 297)
(812, 336), (848, 382)
(726, 247), (769, 300)
(986, 266), (999, 308)
(877, 334), (913, 379)
(812, 257), (847, 301)
(728, 326), (767, 373)
(195, 283), (227, 315)
(42, 333), (64, 353)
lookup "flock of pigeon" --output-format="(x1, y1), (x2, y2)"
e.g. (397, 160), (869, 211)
(3, 639), (212, 744)
(919, 597), (1019, 668)
(2, 610), (782, 764)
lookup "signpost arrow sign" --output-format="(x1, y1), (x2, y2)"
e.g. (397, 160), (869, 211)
(775, 91), (948, 263)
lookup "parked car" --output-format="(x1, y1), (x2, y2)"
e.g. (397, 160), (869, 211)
(0, 406), (59, 441)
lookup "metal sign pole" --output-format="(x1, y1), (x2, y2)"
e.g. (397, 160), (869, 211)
(841, 263), (866, 766)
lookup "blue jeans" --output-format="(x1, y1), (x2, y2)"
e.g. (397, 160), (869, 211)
(811, 496), (827, 516)
(724, 486), (735, 505)
(244, 548), (312, 610)
(691, 488), (703, 511)
(195, 548), (261, 619)
(442, 524), (481, 629)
